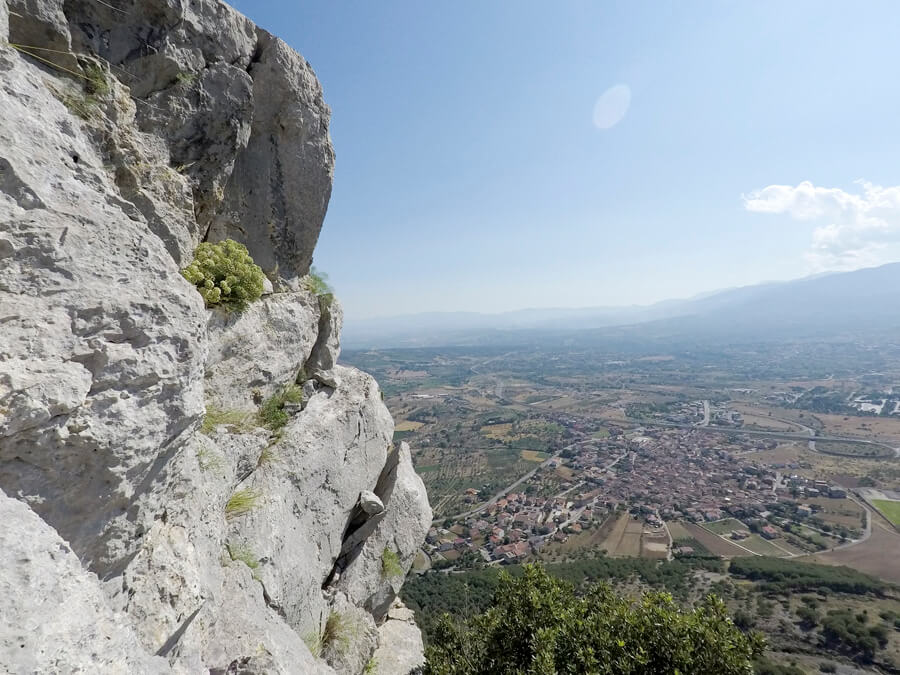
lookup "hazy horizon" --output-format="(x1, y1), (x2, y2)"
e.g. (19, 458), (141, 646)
(229, 1), (900, 321)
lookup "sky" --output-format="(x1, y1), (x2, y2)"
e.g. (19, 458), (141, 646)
(229, 1), (900, 320)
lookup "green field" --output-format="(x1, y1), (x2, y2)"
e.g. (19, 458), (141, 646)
(703, 518), (748, 535)
(872, 499), (900, 526)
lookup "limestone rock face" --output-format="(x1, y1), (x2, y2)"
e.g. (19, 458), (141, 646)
(0, 489), (172, 674)
(0, 2), (430, 673)
(205, 290), (320, 410)
(372, 600), (427, 675)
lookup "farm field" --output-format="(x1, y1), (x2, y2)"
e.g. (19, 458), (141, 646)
(740, 534), (790, 557)
(665, 521), (693, 541)
(809, 511), (900, 584)
(703, 518), (748, 536)
(872, 499), (900, 526)
(600, 514), (645, 557)
(683, 523), (752, 557)
(520, 450), (549, 462)
(804, 497), (865, 529)
(395, 420), (425, 432)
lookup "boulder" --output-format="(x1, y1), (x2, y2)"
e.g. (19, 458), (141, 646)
(0, 490), (171, 674)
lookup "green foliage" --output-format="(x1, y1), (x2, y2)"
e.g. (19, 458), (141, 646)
(322, 611), (353, 658)
(303, 265), (333, 298)
(195, 444), (224, 471)
(819, 608), (889, 662)
(728, 557), (889, 596)
(363, 656), (378, 674)
(403, 555), (724, 642)
(175, 71), (197, 86)
(83, 61), (110, 97)
(181, 239), (265, 311)
(257, 445), (277, 467)
(257, 385), (303, 431)
(225, 489), (261, 519)
(201, 407), (255, 435)
(226, 543), (260, 580)
(381, 548), (404, 580)
(423, 564), (764, 675)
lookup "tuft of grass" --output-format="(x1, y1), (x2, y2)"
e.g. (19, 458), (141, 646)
(302, 630), (323, 658)
(201, 407), (255, 435)
(174, 71), (197, 86)
(257, 385), (303, 431)
(225, 489), (261, 519)
(83, 61), (110, 97)
(381, 547), (404, 580)
(196, 444), (224, 471)
(322, 611), (353, 657)
(302, 265), (333, 297)
(257, 445), (277, 467)
(364, 656), (378, 674)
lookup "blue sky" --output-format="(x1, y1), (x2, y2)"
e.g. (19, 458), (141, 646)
(229, 1), (900, 320)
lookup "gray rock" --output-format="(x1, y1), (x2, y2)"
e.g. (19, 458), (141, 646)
(225, 366), (394, 643)
(0, 48), (208, 573)
(0, 0), (9, 41)
(306, 295), (344, 388)
(0, 3), (431, 673)
(335, 443), (432, 621)
(0, 490), (171, 674)
(210, 29), (335, 279)
(6, 0), (73, 64)
(205, 290), (320, 410)
(372, 600), (426, 675)
(359, 490), (385, 516)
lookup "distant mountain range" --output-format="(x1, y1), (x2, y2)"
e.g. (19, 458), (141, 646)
(343, 263), (900, 349)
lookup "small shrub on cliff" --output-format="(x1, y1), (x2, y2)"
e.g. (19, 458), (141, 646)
(381, 548), (404, 580)
(424, 564), (764, 675)
(257, 385), (303, 431)
(181, 239), (265, 311)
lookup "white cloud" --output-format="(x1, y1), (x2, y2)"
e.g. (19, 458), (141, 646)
(743, 180), (900, 270)
(592, 84), (631, 130)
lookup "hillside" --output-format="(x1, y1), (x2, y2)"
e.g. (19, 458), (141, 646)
(344, 263), (900, 348)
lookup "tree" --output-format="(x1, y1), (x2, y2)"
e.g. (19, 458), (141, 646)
(424, 564), (764, 675)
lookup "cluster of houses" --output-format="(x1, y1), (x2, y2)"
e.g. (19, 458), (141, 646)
(423, 423), (855, 568)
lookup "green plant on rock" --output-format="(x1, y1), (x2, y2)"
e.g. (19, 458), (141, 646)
(196, 444), (224, 471)
(302, 265), (333, 296)
(201, 406), (255, 435)
(322, 611), (354, 659)
(226, 543), (260, 571)
(364, 656), (378, 674)
(225, 489), (262, 519)
(181, 239), (265, 311)
(381, 547), (404, 580)
(257, 384), (303, 431)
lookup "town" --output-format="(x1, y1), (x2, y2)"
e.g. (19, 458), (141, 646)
(423, 420), (864, 567)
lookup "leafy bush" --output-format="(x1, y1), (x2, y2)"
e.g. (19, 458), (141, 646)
(181, 239), (265, 311)
(257, 385), (303, 431)
(423, 564), (764, 675)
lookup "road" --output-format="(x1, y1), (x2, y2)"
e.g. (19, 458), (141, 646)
(608, 415), (895, 455)
(695, 400), (710, 427)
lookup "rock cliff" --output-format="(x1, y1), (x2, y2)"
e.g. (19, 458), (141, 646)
(0, 1), (431, 673)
